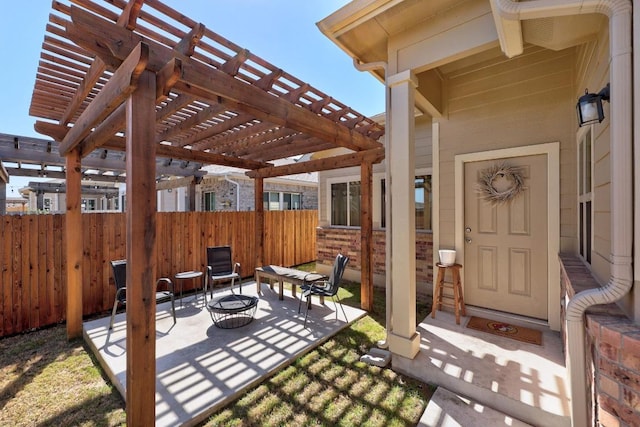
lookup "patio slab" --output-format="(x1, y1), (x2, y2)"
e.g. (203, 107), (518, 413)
(83, 282), (365, 427)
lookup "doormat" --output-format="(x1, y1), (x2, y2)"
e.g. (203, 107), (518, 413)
(466, 316), (542, 346)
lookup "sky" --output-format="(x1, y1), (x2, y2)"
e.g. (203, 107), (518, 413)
(1, 0), (385, 197)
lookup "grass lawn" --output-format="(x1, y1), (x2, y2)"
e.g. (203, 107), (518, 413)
(0, 266), (434, 427)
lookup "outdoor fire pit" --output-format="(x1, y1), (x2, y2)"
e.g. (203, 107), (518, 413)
(207, 294), (259, 329)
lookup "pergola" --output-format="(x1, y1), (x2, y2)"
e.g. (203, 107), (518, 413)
(28, 0), (384, 423)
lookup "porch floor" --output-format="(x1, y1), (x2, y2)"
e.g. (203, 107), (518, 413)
(83, 282), (365, 427)
(398, 310), (571, 427)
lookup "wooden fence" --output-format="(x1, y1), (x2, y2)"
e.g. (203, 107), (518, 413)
(0, 210), (317, 338)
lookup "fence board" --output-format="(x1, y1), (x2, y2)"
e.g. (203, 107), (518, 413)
(0, 210), (317, 337)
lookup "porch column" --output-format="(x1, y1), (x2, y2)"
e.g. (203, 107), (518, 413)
(125, 69), (157, 426)
(387, 70), (420, 359)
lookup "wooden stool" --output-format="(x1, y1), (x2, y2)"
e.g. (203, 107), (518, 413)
(431, 263), (466, 325)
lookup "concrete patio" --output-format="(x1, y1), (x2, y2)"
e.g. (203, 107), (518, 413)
(404, 310), (571, 427)
(83, 282), (366, 427)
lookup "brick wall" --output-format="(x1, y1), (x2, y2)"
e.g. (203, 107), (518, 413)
(198, 176), (317, 212)
(316, 226), (433, 297)
(560, 255), (640, 426)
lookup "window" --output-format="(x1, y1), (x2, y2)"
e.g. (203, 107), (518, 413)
(380, 175), (432, 230)
(82, 198), (97, 211)
(283, 193), (301, 210)
(331, 181), (360, 226)
(263, 192), (302, 211)
(203, 192), (216, 212)
(578, 128), (593, 264)
(43, 198), (52, 212)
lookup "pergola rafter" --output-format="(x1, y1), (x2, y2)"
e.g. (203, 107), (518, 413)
(26, 1), (385, 424)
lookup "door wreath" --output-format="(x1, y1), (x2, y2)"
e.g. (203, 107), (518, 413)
(477, 162), (526, 204)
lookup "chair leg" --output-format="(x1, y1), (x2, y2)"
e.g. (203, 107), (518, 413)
(303, 294), (311, 327)
(170, 293), (176, 324)
(333, 294), (348, 323)
(109, 298), (119, 329)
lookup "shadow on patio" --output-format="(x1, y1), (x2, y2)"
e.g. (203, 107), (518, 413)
(397, 311), (571, 427)
(84, 282), (366, 427)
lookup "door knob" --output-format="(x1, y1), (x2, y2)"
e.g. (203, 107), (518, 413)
(465, 227), (471, 233)
(465, 237), (472, 243)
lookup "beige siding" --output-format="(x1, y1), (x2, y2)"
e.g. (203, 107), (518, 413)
(576, 26), (612, 291)
(436, 45), (576, 252)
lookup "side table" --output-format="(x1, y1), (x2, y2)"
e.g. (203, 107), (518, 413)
(175, 270), (204, 307)
(207, 294), (259, 328)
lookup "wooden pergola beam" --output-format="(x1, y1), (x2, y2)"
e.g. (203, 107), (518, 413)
(191, 120), (273, 152)
(58, 0), (143, 126)
(246, 147), (384, 179)
(66, 6), (381, 153)
(0, 161), (8, 184)
(100, 136), (271, 170)
(82, 57), (183, 156)
(34, 120), (269, 170)
(59, 42), (150, 155)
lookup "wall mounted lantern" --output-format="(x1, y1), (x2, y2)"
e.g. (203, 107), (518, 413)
(576, 83), (610, 127)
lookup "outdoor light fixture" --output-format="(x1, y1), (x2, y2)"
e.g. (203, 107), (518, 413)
(576, 83), (610, 127)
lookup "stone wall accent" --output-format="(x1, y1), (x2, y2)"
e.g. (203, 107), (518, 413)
(316, 226), (433, 298)
(560, 254), (640, 426)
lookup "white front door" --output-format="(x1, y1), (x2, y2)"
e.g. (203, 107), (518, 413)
(463, 154), (548, 319)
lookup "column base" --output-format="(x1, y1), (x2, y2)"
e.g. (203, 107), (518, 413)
(388, 330), (421, 359)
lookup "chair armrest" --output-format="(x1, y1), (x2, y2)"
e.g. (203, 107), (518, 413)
(233, 262), (241, 277)
(157, 277), (174, 293)
(115, 287), (127, 301)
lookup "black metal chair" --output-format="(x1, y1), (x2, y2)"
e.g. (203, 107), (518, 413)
(205, 246), (242, 301)
(298, 253), (349, 327)
(109, 260), (176, 329)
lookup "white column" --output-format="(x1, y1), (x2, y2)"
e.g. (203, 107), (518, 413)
(387, 70), (421, 358)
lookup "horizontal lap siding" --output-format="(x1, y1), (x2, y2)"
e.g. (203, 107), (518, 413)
(0, 210), (317, 337)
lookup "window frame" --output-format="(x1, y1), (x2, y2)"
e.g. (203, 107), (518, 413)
(263, 191), (302, 211)
(326, 167), (432, 230)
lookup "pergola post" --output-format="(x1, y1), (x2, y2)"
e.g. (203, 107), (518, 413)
(125, 69), (157, 426)
(255, 177), (264, 268)
(65, 147), (83, 339)
(360, 160), (374, 311)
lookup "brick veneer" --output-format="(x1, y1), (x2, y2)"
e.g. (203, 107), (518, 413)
(316, 227), (433, 297)
(560, 254), (640, 426)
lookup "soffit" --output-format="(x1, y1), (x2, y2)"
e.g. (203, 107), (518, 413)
(322, 0), (603, 76)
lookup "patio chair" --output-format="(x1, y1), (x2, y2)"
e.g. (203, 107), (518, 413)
(109, 260), (176, 329)
(205, 246), (242, 301)
(298, 253), (349, 327)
